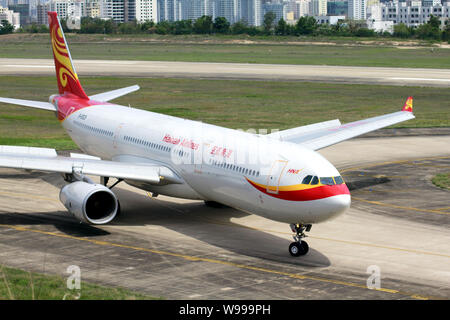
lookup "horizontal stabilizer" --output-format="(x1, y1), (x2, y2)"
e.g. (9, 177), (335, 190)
(89, 85), (140, 102)
(0, 97), (56, 111)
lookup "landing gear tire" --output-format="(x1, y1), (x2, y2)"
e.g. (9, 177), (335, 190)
(289, 241), (309, 257)
(289, 223), (311, 257)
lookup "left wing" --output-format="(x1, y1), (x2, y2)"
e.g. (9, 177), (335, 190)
(0, 146), (181, 184)
(268, 97), (415, 150)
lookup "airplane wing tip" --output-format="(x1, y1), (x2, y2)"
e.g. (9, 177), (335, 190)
(401, 96), (413, 113)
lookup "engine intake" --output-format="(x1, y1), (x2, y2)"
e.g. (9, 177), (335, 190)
(59, 181), (118, 224)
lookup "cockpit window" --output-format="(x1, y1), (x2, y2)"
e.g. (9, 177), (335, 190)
(302, 175), (313, 184)
(311, 176), (319, 185)
(320, 177), (335, 185)
(334, 176), (344, 185)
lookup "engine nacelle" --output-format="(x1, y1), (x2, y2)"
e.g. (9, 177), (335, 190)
(59, 181), (118, 224)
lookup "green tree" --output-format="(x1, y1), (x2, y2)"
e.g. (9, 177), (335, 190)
(140, 20), (155, 33)
(263, 11), (276, 34)
(213, 16), (230, 34)
(416, 15), (441, 40)
(442, 19), (450, 42)
(393, 23), (411, 38)
(173, 20), (193, 34)
(231, 20), (249, 34)
(428, 14), (441, 30)
(275, 18), (288, 35)
(296, 16), (317, 35)
(118, 21), (140, 34)
(193, 15), (213, 34)
(155, 20), (173, 34)
(0, 20), (14, 35)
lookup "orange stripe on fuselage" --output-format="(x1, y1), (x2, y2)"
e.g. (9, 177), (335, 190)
(246, 177), (350, 201)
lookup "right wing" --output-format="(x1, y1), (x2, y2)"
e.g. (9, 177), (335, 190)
(268, 97), (415, 150)
(0, 146), (182, 184)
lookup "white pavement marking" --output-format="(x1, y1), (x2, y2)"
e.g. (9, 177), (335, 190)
(390, 77), (450, 82)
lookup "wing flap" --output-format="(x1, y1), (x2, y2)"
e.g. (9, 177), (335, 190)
(89, 85), (140, 102)
(0, 97), (56, 111)
(268, 119), (341, 141)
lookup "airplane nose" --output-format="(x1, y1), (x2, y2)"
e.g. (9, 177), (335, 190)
(329, 194), (351, 217)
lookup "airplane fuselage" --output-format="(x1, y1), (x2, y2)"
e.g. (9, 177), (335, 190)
(54, 93), (351, 224)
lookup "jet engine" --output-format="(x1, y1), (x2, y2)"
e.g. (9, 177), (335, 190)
(59, 181), (119, 224)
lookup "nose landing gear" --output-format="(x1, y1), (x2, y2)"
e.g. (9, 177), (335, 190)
(289, 223), (311, 257)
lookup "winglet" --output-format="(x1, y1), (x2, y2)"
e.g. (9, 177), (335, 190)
(402, 97), (413, 112)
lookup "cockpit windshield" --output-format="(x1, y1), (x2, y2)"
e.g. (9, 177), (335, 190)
(320, 177), (334, 185)
(334, 176), (344, 185)
(301, 175), (345, 185)
(302, 175), (312, 184)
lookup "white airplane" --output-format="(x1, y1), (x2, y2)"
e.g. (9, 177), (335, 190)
(0, 12), (415, 257)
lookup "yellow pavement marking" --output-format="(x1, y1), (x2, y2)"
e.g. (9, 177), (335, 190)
(149, 195), (450, 259)
(0, 223), (442, 300)
(434, 206), (450, 211)
(352, 197), (450, 215)
(217, 219), (450, 259)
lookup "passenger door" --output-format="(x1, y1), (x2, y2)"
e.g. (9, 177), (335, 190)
(266, 160), (288, 194)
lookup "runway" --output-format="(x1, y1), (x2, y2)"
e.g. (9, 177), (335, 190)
(0, 58), (449, 87)
(0, 135), (449, 299)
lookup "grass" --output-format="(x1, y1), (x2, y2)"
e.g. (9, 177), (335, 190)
(0, 265), (159, 300)
(0, 33), (449, 69)
(432, 172), (450, 190)
(0, 76), (449, 150)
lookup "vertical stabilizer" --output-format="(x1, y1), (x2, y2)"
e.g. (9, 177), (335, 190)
(47, 11), (88, 100)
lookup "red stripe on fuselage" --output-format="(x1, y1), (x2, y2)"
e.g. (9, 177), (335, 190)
(246, 178), (350, 201)
(54, 94), (110, 121)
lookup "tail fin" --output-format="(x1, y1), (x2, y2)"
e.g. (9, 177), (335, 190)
(47, 12), (88, 100)
(401, 96), (413, 112)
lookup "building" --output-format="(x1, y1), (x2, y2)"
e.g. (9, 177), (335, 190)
(241, 0), (262, 26)
(0, 5), (21, 28)
(85, 0), (102, 18)
(311, 0), (327, 15)
(378, 0), (449, 28)
(314, 14), (345, 24)
(327, 0), (347, 16)
(8, 2), (31, 26)
(293, 0), (311, 18)
(348, 0), (366, 19)
(157, 0), (263, 26)
(36, 1), (47, 24)
(263, 2), (288, 24)
(135, 0), (157, 22)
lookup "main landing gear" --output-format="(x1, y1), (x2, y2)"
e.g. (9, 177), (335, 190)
(289, 223), (312, 257)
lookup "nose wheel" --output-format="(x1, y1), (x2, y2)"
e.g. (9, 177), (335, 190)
(289, 223), (311, 257)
